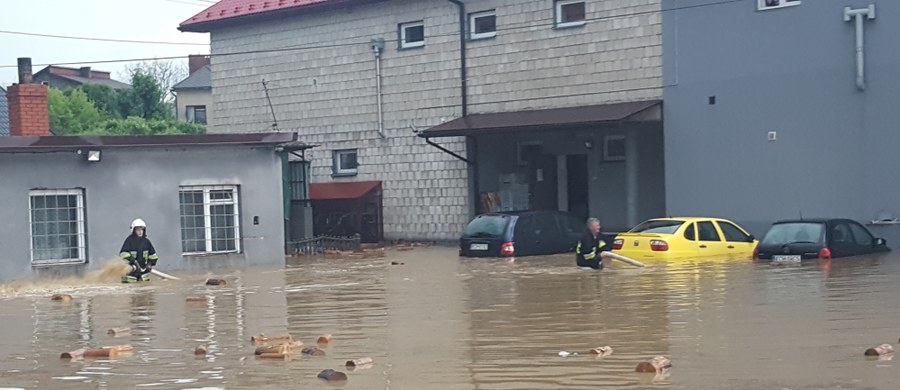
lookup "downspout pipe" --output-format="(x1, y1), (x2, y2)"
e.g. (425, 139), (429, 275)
(445, 0), (468, 116)
(844, 5), (876, 91)
(370, 38), (386, 138)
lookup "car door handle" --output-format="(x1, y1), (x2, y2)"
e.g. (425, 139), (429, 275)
(700, 245), (707, 248)
(727, 245), (734, 249)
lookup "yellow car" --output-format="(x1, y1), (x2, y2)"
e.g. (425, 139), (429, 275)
(612, 217), (758, 260)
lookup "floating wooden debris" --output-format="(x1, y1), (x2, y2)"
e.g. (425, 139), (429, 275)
(185, 296), (208, 302)
(51, 294), (72, 303)
(865, 344), (894, 356)
(250, 333), (292, 345)
(101, 344), (134, 353)
(345, 357), (374, 367)
(317, 369), (348, 381)
(257, 352), (291, 360)
(61, 348), (117, 360)
(194, 345), (207, 355)
(636, 356), (672, 374)
(301, 346), (326, 356)
(106, 327), (130, 336)
(317, 334), (333, 344)
(391, 261), (405, 265)
(255, 344), (289, 355)
(205, 279), (226, 286)
(590, 346), (614, 357)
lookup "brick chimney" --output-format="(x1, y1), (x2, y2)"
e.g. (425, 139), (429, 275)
(7, 57), (51, 137)
(188, 54), (211, 74)
(79, 66), (92, 78)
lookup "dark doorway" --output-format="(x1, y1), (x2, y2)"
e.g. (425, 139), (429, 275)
(567, 154), (589, 221)
(525, 152), (558, 211)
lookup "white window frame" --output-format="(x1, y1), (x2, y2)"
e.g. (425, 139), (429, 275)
(603, 135), (626, 162)
(469, 10), (497, 40)
(29, 189), (86, 266)
(554, 0), (587, 29)
(179, 185), (241, 255)
(333, 149), (359, 176)
(757, 0), (800, 11)
(399, 21), (425, 49)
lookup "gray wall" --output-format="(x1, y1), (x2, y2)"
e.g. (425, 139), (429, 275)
(663, 0), (900, 243)
(0, 146), (285, 281)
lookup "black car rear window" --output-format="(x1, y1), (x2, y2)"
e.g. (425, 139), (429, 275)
(463, 215), (510, 237)
(630, 220), (684, 234)
(762, 222), (825, 245)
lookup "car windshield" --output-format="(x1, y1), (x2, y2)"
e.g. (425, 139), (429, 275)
(629, 220), (684, 234)
(762, 222), (825, 245)
(463, 215), (510, 237)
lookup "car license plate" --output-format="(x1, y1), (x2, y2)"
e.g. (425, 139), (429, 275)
(470, 243), (488, 251)
(772, 255), (801, 263)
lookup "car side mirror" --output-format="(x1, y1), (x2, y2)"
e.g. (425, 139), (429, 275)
(875, 238), (887, 246)
(747, 235), (756, 242)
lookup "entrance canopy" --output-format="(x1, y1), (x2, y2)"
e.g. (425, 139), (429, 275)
(310, 180), (381, 201)
(420, 100), (661, 138)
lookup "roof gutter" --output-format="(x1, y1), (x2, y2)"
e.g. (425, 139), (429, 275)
(445, 0), (468, 117)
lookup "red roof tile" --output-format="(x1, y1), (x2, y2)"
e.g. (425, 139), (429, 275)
(310, 181), (381, 201)
(180, 0), (342, 31)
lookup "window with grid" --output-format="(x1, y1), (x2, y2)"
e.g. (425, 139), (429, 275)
(179, 185), (241, 254)
(29, 189), (86, 265)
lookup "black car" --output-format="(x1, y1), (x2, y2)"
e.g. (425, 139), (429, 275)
(754, 218), (890, 261)
(459, 211), (586, 257)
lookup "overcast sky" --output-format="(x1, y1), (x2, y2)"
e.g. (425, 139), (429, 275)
(0, 0), (211, 86)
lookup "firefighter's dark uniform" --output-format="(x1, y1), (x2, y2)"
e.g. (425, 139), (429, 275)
(576, 230), (612, 269)
(120, 234), (158, 283)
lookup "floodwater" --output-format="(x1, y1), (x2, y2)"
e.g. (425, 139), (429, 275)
(1, 248), (899, 389)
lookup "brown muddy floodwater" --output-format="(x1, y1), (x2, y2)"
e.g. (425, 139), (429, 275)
(1, 248), (899, 389)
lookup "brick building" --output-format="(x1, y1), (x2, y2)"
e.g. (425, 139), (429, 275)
(180, 0), (664, 239)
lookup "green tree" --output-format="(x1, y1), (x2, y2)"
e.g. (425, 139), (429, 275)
(48, 86), (205, 136)
(78, 84), (120, 118)
(47, 88), (103, 135)
(118, 71), (170, 120)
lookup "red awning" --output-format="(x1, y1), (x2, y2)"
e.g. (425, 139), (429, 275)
(309, 181), (381, 201)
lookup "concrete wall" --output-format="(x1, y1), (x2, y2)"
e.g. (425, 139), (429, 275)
(205, 0), (662, 240)
(0, 146), (285, 281)
(662, 0), (900, 243)
(175, 89), (213, 125)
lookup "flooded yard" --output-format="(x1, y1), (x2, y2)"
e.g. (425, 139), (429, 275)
(1, 247), (899, 389)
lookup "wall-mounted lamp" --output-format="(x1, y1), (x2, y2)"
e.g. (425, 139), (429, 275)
(86, 150), (101, 162)
(584, 140), (593, 149)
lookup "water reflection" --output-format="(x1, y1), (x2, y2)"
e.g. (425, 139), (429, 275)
(0, 249), (899, 388)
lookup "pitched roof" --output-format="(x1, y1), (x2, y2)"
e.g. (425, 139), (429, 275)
(179, 0), (370, 32)
(52, 74), (133, 90)
(172, 65), (211, 90)
(0, 88), (8, 136)
(34, 65), (132, 90)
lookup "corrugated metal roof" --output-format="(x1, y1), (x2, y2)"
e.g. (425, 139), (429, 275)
(179, 0), (371, 32)
(0, 132), (300, 152)
(420, 100), (663, 137)
(310, 181), (381, 201)
(172, 65), (211, 90)
(0, 88), (8, 137)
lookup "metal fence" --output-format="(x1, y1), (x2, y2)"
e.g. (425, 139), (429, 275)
(288, 234), (361, 256)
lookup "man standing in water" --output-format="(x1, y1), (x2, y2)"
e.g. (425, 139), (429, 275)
(119, 218), (159, 283)
(576, 218), (612, 270)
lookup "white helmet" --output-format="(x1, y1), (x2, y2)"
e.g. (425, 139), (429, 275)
(130, 218), (147, 230)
